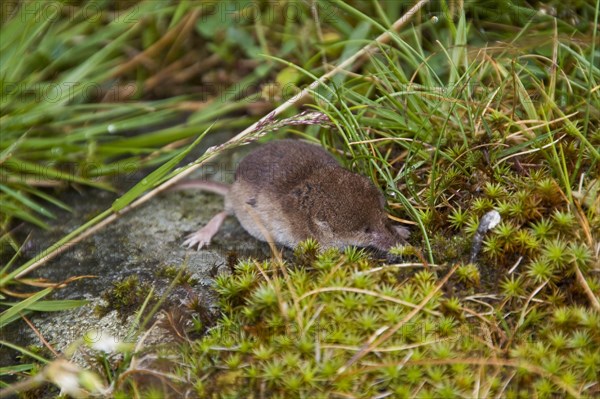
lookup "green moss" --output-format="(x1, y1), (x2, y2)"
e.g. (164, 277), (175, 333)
(455, 263), (480, 287)
(95, 275), (156, 321)
(176, 241), (600, 397)
(155, 265), (198, 286)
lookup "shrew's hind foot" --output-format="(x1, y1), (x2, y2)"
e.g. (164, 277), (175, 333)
(183, 211), (229, 250)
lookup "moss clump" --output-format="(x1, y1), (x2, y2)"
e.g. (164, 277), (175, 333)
(156, 265), (198, 286)
(181, 243), (599, 398)
(95, 275), (156, 321)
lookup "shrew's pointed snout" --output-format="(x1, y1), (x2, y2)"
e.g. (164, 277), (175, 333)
(370, 225), (408, 252)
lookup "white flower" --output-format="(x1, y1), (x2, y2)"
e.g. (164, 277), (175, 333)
(45, 359), (87, 398)
(84, 330), (135, 353)
(84, 330), (119, 353)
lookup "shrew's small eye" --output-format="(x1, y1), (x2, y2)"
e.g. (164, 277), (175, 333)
(364, 227), (371, 234)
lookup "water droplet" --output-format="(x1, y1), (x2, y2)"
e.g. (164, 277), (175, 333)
(107, 124), (116, 134)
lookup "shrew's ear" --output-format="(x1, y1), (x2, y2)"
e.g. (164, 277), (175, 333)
(291, 182), (314, 208)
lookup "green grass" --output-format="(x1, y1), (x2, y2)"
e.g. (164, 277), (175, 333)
(1, 0), (599, 397)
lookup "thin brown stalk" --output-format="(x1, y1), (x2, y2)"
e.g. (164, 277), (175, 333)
(298, 286), (441, 316)
(113, 10), (201, 77)
(574, 265), (600, 311)
(21, 313), (60, 357)
(337, 263), (459, 374)
(356, 358), (581, 398)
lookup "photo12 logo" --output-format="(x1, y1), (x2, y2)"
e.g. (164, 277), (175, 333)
(198, 1), (339, 24)
(2, 82), (138, 105)
(2, 1), (139, 24)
